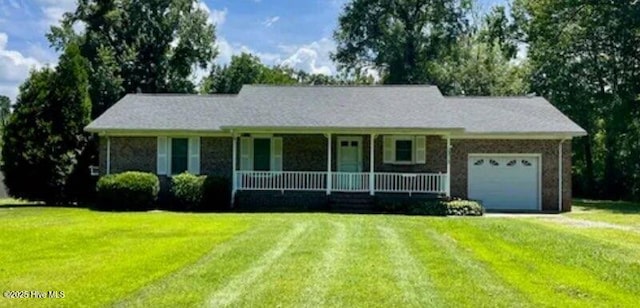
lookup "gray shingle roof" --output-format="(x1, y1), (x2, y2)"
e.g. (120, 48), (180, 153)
(85, 94), (241, 132)
(85, 85), (586, 136)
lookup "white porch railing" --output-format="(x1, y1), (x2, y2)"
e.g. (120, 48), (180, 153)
(375, 172), (447, 194)
(236, 171), (447, 194)
(331, 172), (370, 192)
(237, 171), (327, 191)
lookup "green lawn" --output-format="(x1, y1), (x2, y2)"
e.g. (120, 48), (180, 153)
(1, 200), (640, 307)
(569, 199), (640, 227)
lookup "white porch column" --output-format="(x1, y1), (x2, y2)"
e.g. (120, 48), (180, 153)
(106, 136), (111, 175)
(446, 135), (451, 198)
(370, 134), (375, 196)
(231, 133), (238, 207)
(326, 133), (332, 195)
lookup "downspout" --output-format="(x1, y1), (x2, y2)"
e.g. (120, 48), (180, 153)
(326, 133), (332, 196)
(106, 135), (111, 175)
(231, 131), (237, 208)
(558, 138), (569, 212)
(446, 135), (451, 198)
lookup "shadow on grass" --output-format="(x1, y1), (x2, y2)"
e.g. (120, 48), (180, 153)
(573, 199), (640, 214)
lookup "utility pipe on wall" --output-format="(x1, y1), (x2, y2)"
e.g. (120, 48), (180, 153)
(106, 136), (111, 175)
(558, 138), (569, 212)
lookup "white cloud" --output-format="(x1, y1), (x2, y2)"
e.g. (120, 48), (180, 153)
(262, 16), (280, 28)
(0, 32), (46, 100)
(213, 36), (338, 77)
(196, 1), (227, 27)
(35, 0), (76, 27)
(279, 38), (335, 75)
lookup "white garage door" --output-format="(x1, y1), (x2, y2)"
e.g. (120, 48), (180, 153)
(468, 155), (540, 211)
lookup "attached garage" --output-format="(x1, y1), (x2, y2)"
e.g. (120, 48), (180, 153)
(468, 154), (541, 211)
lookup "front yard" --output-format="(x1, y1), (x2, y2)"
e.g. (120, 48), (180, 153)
(1, 200), (639, 307)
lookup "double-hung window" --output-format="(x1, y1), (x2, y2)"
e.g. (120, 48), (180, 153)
(156, 137), (200, 175)
(383, 135), (426, 164)
(239, 136), (283, 171)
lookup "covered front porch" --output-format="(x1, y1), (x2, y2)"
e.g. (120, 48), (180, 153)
(230, 132), (452, 199)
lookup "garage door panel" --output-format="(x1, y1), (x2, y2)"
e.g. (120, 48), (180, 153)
(468, 155), (539, 211)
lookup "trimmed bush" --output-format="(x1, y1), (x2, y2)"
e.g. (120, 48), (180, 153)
(375, 199), (407, 213)
(406, 200), (448, 216)
(171, 172), (206, 211)
(375, 197), (484, 216)
(445, 199), (484, 216)
(96, 171), (159, 210)
(202, 176), (232, 211)
(168, 174), (231, 212)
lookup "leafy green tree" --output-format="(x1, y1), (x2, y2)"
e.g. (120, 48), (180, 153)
(201, 53), (297, 94)
(516, 0), (640, 199)
(432, 5), (529, 96)
(1, 43), (92, 204)
(48, 0), (217, 108)
(0, 95), (9, 129)
(332, 0), (472, 84)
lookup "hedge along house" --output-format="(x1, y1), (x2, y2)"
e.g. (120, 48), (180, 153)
(85, 85), (586, 212)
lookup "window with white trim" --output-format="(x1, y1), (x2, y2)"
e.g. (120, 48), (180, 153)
(383, 135), (426, 164)
(156, 136), (200, 175)
(239, 136), (283, 171)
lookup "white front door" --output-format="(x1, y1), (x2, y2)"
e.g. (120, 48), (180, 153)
(336, 137), (363, 190)
(468, 155), (540, 211)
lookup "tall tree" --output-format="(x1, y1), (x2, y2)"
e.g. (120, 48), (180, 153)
(516, 0), (640, 199)
(433, 4), (529, 96)
(201, 53), (297, 94)
(332, 0), (472, 84)
(0, 95), (9, 129)
(1, 43), (92, 204)
(48, 0), (218, 113)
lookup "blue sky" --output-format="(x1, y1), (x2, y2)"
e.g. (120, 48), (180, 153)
(0, 0), (505, 101)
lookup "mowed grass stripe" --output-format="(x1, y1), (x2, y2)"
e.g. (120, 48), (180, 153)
(114, 222), (278, 307)
(324, 216), (407, 307)
(0, 209), (249, 308)
(229, 219), (343, 307)
(430, 219), (640, 307)
(207, 222), (310, 307)
(378, 223), (442, 306)
(298, 220), (348, 307)
(525, 219), (640, 289)
(393, 218), (531, 307)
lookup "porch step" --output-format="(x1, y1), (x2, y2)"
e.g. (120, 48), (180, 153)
(329, 193), (375, 212)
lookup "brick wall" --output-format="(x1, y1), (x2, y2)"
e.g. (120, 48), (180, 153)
(449, 139), (572, 212)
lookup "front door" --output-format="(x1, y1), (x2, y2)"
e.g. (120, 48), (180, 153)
(337, 137), (363, 190)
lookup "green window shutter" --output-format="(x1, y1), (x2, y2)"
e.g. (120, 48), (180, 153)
(253, 138), (271, 171)
(239, 137), (253, 171)
(415, 136), (426, 164)
(188, 137), (201, 175)
(271, 137), (283, 171)
(383, 136), (394, 163)
(157, 136), (168, 175)
(171, 138), (189, 174)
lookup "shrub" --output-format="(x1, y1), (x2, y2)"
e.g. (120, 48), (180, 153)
(202, 176), (232, 211)
(374, 199), (407, 213)
(406, 199), (448, 216)
(96, 171), (159, 211)
(171, 172), (206, 211)
(445, 199), (484, 216)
